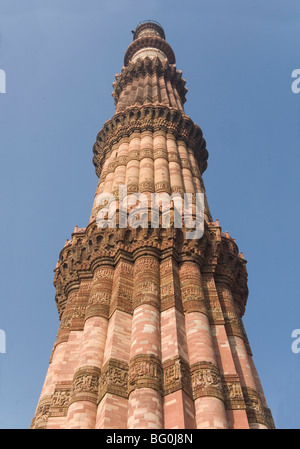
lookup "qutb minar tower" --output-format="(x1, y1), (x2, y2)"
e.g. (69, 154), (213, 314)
(31, 21), (274, 429)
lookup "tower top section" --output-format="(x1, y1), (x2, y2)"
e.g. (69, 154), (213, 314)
(124, 20), (175, 66)
(132, 20), (165, 40)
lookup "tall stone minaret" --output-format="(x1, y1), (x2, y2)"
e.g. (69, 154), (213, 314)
(31, 21), (274, 430)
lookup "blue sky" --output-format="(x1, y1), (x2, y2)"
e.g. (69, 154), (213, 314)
(0, 0), (299, 429)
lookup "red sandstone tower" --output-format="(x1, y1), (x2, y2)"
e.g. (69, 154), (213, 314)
(31, 21), (274, 430)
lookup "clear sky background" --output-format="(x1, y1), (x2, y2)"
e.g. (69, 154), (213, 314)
(0, 0), (299, 429)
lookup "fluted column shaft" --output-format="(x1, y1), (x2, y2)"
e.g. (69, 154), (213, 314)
(179, 261), (228, 429)
(160, 253), (196, 429)
(202, 272), (249, 429)
(65, 265), (113, 428)
(216, 281), (268, 429)
(96, 260), (132, 429)
(127, 252), (163, 429)
(32, 285), (83, 429)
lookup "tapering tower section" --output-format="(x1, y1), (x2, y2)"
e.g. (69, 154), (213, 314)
(113, 21), (183, 114)
(31, 21), (274, 430)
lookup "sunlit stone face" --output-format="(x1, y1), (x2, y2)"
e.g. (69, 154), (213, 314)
(131, 47), (167, 62)
(135, 28), (162, 39)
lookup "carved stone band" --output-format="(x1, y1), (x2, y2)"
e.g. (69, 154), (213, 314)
(133, 256), (160, 310)
(264, 406), (276, 429)
(242, 386), (268, 427)
(31, 395), (52, 429)
(224, 311), (245, 339)
(92, 106), (208, 178)
(222, 375), (246, 410)
(70, 366), (101, 405)
(181, 292), (207, 315)
(207, 305), (225, 326)
(163, 356), (192, 398)
(56, 310), (73, 343)
(49, 381), (72, 417)
(98, 359), (129, 402)
(85, 291), (110, 320)
(128, 354), (163, 394)
(190, 362), (223, 402)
